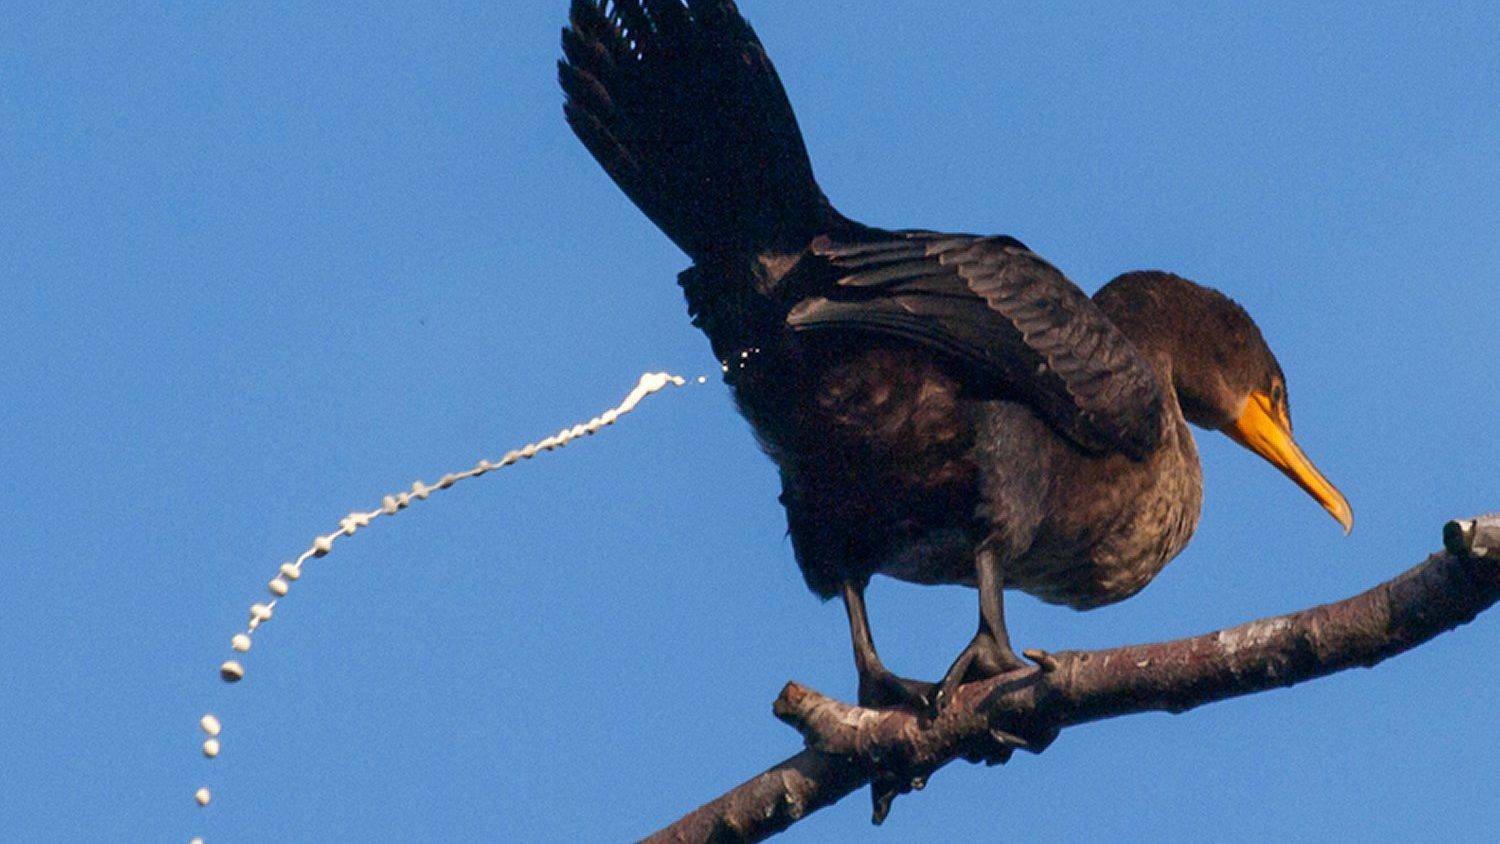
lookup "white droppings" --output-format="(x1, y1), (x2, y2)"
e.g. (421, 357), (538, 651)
(193, 371), (705, 835)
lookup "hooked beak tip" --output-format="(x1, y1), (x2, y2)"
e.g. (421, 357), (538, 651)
(1334, 504), (1354, 536)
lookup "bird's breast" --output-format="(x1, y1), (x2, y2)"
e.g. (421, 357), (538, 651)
(1006, 410), (1204, 609)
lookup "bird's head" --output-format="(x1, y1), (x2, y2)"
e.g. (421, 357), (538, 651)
(1097, 271), (1353, 533)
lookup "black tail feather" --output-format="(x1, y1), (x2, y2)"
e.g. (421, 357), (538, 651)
(560, 0), (837, 260)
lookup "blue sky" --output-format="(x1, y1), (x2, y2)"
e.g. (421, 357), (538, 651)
(2, 2), (1497, 841)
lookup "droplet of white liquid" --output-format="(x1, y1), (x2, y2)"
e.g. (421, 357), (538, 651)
(190, 371), (697, 836)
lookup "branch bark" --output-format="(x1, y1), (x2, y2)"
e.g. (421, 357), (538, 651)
(644, 517), (1500, 843)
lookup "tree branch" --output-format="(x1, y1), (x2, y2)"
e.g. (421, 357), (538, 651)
(644, 517), (1500, 843)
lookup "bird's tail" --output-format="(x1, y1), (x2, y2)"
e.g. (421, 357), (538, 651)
(559, 0), (839, 261)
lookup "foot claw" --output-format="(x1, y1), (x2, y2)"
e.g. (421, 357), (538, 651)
(932, 632), (1032, 716)
(1024, 648), (1060, 673)
(988, 727), (1032, 749)
(859, 669), (936, 712)
(870, 779), (898, 825)
(930, 638), (1050, 716)
(930, 653), (973, 717)
(966, 722), (1056, 766)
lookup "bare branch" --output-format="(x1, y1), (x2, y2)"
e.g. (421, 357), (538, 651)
(645, 518), (1500, 843)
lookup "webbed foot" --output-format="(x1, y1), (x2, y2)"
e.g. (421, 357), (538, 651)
(931, 630), (1035, 716)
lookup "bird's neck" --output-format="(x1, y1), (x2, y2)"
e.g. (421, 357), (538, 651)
(1093, 282), (1201, 426)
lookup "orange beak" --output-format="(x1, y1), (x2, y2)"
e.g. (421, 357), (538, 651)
(1223, 391), (1353, 534)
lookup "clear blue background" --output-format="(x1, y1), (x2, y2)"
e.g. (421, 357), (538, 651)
(2, 2), (1497, 841)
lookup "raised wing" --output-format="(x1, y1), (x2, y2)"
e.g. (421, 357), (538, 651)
(559, 0), (836, 260)
(788, 232), (1165, 459)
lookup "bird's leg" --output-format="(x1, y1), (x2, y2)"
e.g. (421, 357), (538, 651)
(843, 579), (938, 825)
(842, 580), (935, 711)
(933, 548), (1034, 714)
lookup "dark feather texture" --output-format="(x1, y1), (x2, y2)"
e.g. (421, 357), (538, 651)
(551, 4), (1303, 630)
(790, 233), (1167, 460)
(559, 0), (836, 260)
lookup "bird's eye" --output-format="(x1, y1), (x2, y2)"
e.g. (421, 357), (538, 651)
(1270, 383), (1286, 406)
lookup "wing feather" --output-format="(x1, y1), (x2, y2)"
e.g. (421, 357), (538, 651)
(789, 232), (1165, 459)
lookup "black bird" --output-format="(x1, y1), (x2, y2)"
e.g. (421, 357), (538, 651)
(558, 0), (1352, 714)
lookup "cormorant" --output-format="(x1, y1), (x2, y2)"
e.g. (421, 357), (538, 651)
(558, 0), (1351, 714)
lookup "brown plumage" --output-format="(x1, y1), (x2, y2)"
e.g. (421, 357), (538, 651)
(559, 0), (1351, 718)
